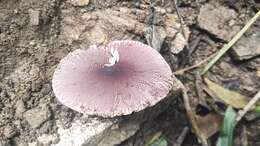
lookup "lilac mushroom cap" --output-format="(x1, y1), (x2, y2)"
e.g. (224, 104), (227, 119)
(52, 40), (173, 117)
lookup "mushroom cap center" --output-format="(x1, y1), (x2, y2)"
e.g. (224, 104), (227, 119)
(98, 61), (134, 80)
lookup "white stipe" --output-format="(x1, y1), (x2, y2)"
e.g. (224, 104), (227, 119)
(104, 47), (119, 67)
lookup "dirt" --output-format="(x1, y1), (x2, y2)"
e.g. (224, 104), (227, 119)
(0, 0), (260, 146)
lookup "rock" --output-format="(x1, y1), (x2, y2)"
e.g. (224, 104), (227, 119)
(54, 118), (114, 146)
(170, 28), (190, 54)
(231, 31), (260, 60)
(197, 3), (240, 41)
(24, 105), (51, 128)
(15, 100), (26, 118)
(28, 9), (40, 26)
(70, 0), (90, 6)
(164, 13), (189, 54)
(34, 117), (140, 146)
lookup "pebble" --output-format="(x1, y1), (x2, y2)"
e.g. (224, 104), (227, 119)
(15, 100), (26, 118)
(24, 105), (51, 128)
(231, 31), (260, 60)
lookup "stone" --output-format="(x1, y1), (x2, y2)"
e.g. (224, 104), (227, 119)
(24, 105), (51, 128)
(70, 0), (90, 6)
(231, 31), (260, 60)
(32, 116), (141, 146)
(28, 9), (40, 26)
(197, 3), (240, 41)
(170, 31), (189, 54)
(15, 100), (26, 118)
(54, 118), (114, 146)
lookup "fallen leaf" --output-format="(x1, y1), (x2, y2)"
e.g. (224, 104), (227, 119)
(196, 113), (223, 139)
(204, 78), (249, 108)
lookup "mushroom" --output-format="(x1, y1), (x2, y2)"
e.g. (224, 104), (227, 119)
(52, 40), (173, 117)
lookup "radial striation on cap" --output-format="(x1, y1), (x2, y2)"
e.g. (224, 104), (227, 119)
(52, 40), (173, 117)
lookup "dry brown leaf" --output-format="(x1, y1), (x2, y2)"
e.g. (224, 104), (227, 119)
(196, 113), (222, 139)
(204, 78), (249, 109)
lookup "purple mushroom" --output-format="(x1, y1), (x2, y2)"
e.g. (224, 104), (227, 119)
(52, 40), (173, 117)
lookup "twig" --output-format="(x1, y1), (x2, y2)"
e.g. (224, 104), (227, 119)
(173, 53), (216, 75)
(236, 90), (260, 122)
(172, 0), (189, 49)
(174, 78), (208, 146)
(201, 10), (260, 75)
(188, 34), (202, 56)
(195, 72), (211, 109)
(173, 126), (189, 146)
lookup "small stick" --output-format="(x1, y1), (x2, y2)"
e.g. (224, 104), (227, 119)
(173, 53), (216, 75)
(173, 126), (189, 146)
(174, 78), (208, 146)
(236, 90), (260, 122)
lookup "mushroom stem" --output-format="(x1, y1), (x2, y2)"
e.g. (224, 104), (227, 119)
(104, 47), (119, 67)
